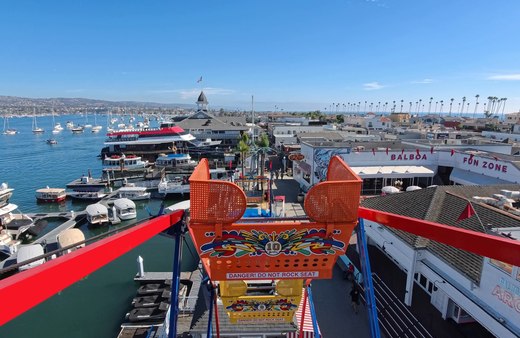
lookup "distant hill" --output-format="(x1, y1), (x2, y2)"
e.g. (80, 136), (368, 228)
(0, 95), (192, 110)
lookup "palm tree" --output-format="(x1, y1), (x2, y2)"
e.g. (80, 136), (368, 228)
(434, 101), (438, 112)
(364, 101), (367, 113)
(418, 99), (422, 113)
(237, 133), (250, 178)
(256, 132), (270, 190)
(461, 97), (466, 116)
(428, 97), (433, 114)
(400, 100), (404, 113)
(486, 96), (493, 116)
(440, 100), (444, 114)
(449, 98), (454, 116)
(501, 98), (507, 120)
(473, 94), (480, 118)
(409, 101), (413, 113)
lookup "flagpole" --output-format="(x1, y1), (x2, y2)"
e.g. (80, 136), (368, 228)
(470, 200), (486, 229)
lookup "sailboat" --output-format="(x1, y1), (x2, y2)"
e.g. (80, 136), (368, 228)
(32, 108), (44, 134)
(84, 112), (92, 129)
(52, 110), (63, 134)
(2, 115), (18, 135)
(91, 112), (103, 133)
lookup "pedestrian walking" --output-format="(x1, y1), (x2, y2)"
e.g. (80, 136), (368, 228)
(275, 170), (280, 180)
(350, 285), (360, 314)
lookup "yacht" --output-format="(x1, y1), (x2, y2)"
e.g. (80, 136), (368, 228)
(117, 185), (151, 201)
(154, 153), (198, 171)
(102, 154), (148, 172)
(0, 203), (36, 240)
(100, 122), (219, 161)
(0, 183), (14, 207)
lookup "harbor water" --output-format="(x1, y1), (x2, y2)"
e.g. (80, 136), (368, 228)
(0, 114), (197, 338)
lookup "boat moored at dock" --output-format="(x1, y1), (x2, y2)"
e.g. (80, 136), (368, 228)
(35, 187), (66, 203)
(0, 183), (14, 207)
(154, 153), (197, 171)
(117, 185), (151, 201)
(102, 154), (149, 172)
(113, 198), (137, 221)
(0, 203), (36, 240)
(85, 203), (109, 226)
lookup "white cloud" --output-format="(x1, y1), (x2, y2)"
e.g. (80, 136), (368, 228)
(412, 78), (434, 84)
(487, 74), (520, 81)
(363, 82), (384, 91)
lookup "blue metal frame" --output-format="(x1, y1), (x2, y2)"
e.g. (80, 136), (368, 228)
(356, 218), (381, 338)
(206, 281), (215, 338)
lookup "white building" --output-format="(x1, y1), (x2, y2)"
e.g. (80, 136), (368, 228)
(361, 185), (520, 338)
(293, 140), (518, 194)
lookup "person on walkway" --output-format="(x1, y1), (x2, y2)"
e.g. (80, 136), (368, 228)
(345, 262), (355, 281)
(350, 285), (360, 314)
(275, 169), (280, 180)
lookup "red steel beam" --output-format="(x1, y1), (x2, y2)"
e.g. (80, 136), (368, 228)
(0, 211), (183, 326)
(358, 207), (520, 267)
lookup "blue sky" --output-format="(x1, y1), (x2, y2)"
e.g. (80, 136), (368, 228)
(1, 0), (520, 112)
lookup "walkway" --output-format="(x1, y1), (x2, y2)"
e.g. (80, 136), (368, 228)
(272, 177), (371, 337)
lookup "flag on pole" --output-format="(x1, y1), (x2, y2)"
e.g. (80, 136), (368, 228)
(197, 76), (202, 83)
(430, 146), (434, 154)
(451, 149), (455, 156)
(416, 148), (420, 156)
(457, 202), (476, 221)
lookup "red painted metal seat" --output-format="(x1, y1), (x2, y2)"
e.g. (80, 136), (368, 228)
(188, 156), (362, 281)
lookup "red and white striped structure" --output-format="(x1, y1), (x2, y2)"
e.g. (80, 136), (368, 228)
(287, 291), (320, 338)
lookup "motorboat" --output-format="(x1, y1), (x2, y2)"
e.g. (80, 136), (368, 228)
(0, 183), (14, 207)
(132, 295), (163, 308)
(35, 187), (66, 203)
(0, 203), (36, 239)
(157, 176), (190, 196)
(66, 121), (74, 129)
(117, 185), (150, 201)
(85, 203), (109, 226)
(0, 231), (21, 257)
(91, 125), (103, 133)
(46, 139), (58, 145)
(154, 153), (198, 171)
(137, 283), (171, 296)
(17, 244), (45, 271)
(68, 190), (107, 201)
(113, 198), (137, 220)
(102, 154), (148, 172)
(57, 228), (85, 255)
(71, 126), (84, 134)
(127, 302), (169, 323)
